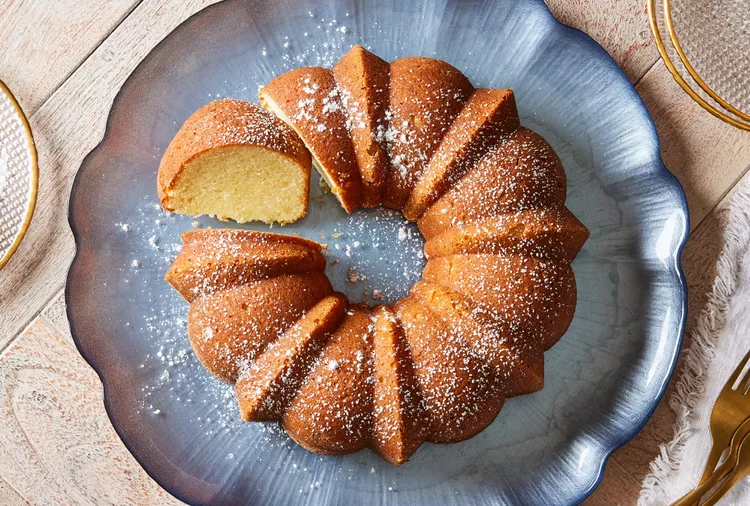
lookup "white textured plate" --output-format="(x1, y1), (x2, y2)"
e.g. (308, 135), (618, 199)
(0, 80), (37, 270)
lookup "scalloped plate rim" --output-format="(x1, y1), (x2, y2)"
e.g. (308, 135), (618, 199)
(65, 1), (690, 504)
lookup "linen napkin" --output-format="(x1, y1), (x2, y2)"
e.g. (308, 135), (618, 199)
(639, 182), (750, 505)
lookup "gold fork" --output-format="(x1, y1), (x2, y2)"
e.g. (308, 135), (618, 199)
(670, 348), (750, 506)
(672, 417), (750, 506)
(702, 426), (750, 506)
(700, 349), (750, 481)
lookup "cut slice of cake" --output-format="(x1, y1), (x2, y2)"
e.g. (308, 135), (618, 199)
(260, 67), (362, 212)
(157, 99), (311, 224)
(383, 57), (474, 210)
(333, 45), (391, 208)
(235, 293), (348, 421)
(403, 88), (520, 221)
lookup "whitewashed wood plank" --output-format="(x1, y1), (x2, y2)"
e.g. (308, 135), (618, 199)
(40, 291), (70, 343)
(0, 318), (181, 505)
(0, 475), (29, 506)
(636, 60), (750, 230)
(545, 0), (658, 83)
(0, 0), (139, 114)
(0, 0), (221, 350)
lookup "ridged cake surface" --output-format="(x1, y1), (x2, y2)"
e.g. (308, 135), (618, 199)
(164, 46), (589, 465)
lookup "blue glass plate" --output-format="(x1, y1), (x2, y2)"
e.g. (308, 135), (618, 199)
(66, 0), (689, 504)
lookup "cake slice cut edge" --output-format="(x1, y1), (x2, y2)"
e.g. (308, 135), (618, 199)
(259, 67), (363, 213)
(158, 99), (312, 225)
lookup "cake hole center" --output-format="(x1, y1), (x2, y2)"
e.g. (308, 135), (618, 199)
(322, 206), (425, 306)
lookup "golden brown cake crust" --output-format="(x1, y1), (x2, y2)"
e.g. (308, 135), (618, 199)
(259, 67), (362, 212)
(409, 281), (544, 398)
(395, 296), (505, 443)
(157, 99), (311, 210)
(418, 127), (568, 239)
(369, 304), (428, 464)
(282, 304), (375, 455)
(166, 229), (327, 302)
(422, 254), (577, 351)
(423, 207), (590, 263)
(187, 272), (332, 383)
(383, 57), (474, 210)
(235, 292), (348, 421)
(403, 88), (520, 221)
(333, 45), (391, 208)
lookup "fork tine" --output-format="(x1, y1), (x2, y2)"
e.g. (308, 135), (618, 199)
(723, 348), (750, 394)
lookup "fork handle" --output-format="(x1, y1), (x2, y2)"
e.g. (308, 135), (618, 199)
(702, 469), (744, 506)
(698, 435), (728, 489)
(671, 457), (735, 506)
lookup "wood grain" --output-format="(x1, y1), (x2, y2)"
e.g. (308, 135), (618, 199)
(0, 0), (221, 350)
(0, 475), (29, 506)
(0, 0), (139, 114)
(545, 0), (658, 83)
(0, 0), (749, 503)
(0, 318), (181, 505)
(635, 60), (750, 230)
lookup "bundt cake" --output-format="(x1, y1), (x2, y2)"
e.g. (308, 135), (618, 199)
(157, 99), (311, 224)
(163, 45), (589, 465)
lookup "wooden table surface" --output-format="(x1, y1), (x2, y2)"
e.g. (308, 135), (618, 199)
(1, 1), (749, 504)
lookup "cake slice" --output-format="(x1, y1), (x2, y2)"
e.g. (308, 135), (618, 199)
(423, 207), (589, 263)
(410, 281), (544, 397)
(187, 272), (332, 383)
(166, 229), (327, 302)
(260, 67), (362, 212)
(235, 293), (348, 421)
(157, 99), (311, 224)
(402, 89), (520, 221)
(422, 254), (576, 351)
(418, 127), (567, 239)
(282, 305), (374, 455)
(333, 45), (391, 208)
(395, 296), (504, 443)
(383, 57), (473, 210)
(369, 305), (429, 465)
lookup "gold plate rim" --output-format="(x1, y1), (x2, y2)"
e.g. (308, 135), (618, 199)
(0, 79), (39, 271)
(647, 0), (750, 132)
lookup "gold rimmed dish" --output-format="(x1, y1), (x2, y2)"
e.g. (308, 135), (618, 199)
(0, 79), (38, 270)
(648, 0), (750, 131)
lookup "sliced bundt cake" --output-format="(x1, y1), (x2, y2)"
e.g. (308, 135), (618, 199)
(162, 47), (590, 466)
